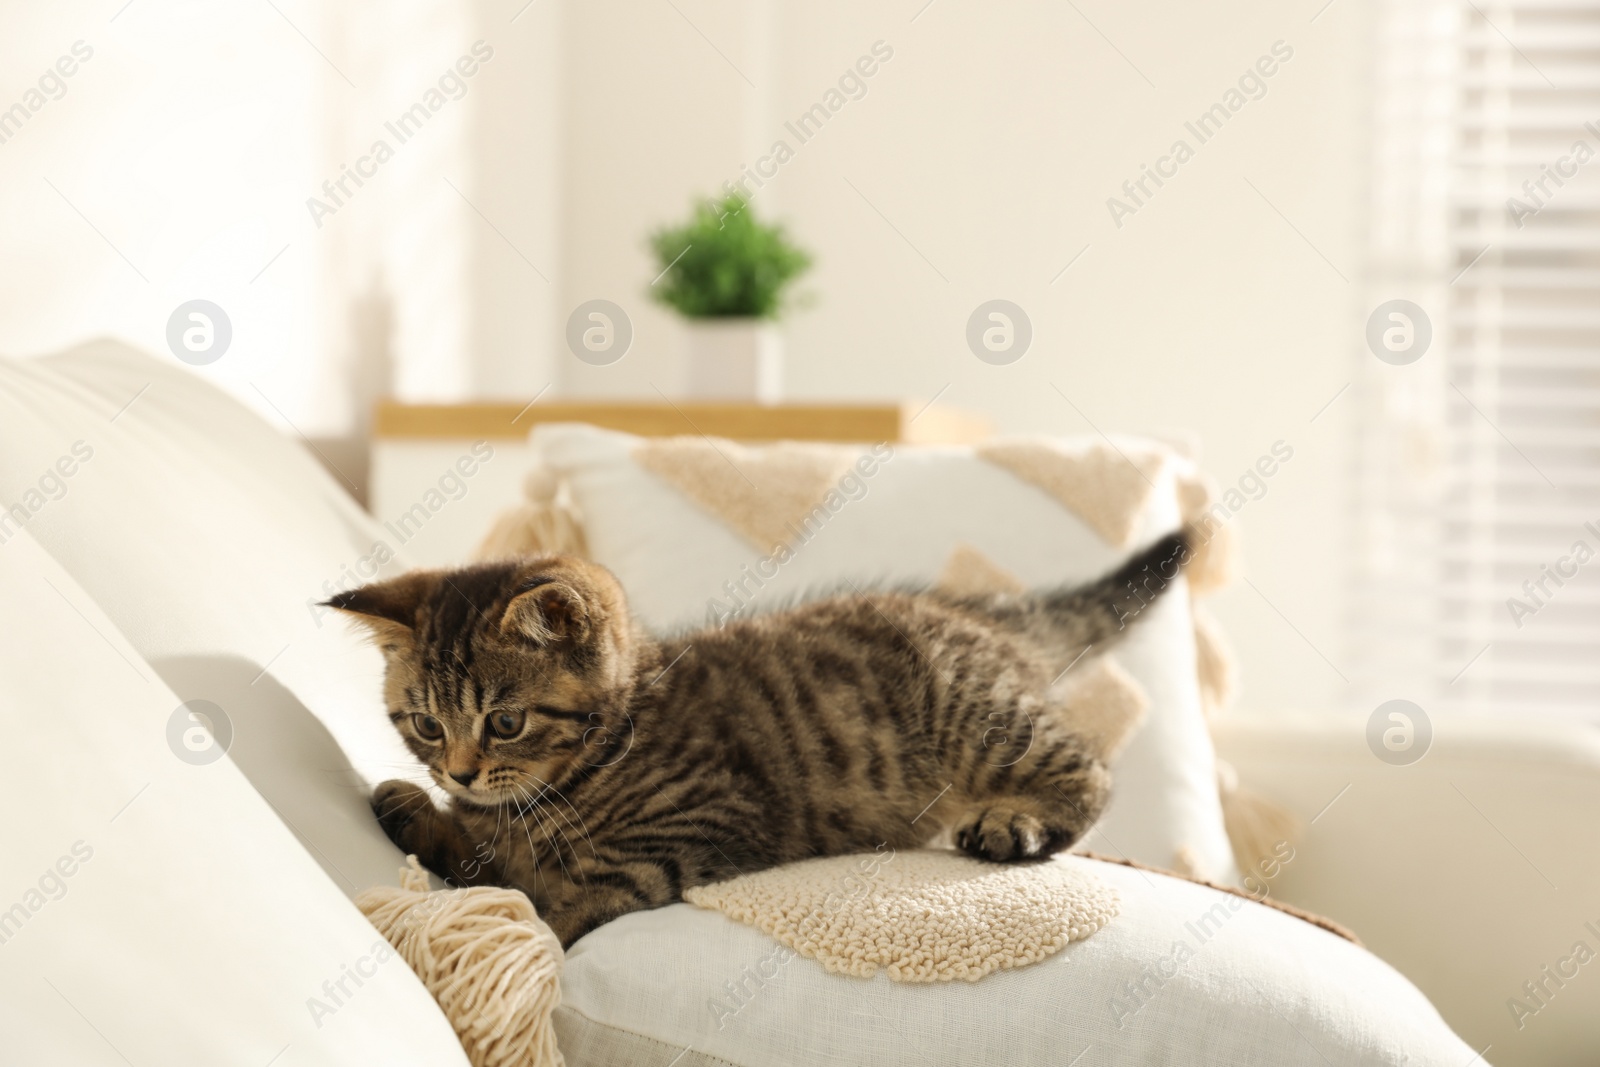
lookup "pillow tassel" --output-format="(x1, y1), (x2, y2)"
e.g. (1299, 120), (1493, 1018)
(356, 856), (566, 1067)
(475, 466), (588, 562)
(1217, 760), (1302, 880)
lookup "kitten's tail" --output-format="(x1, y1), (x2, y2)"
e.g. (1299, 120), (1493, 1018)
(1053, 526), (1192, 639)
(978, 528), (1193, 664)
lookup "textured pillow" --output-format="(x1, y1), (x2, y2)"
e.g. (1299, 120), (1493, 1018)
(683, 850), (1120, 982)
(533, 423), (1236, 880)
(555, 856), (1477, 1066)
(0, 340), (418, 893)
(0, 530), (466, 1065)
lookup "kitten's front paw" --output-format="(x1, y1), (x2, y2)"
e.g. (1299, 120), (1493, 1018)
(371, 779), (431, 848)
(955, 805), (1070, 862)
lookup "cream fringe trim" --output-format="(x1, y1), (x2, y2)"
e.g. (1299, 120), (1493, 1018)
(357, 857), (565, 1067)
(1175, 467), (1239, 595)
(1217, 759), (1304, 882)
(476, 468), (587, 562)
(1193, 606), (1238, 720)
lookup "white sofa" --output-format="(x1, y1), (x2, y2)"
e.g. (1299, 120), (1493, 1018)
(1217, 714), (1600, 1067)
(1, 339), (1586, 1065)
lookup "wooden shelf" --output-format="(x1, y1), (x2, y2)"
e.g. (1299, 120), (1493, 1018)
(373, 399), (989, 444)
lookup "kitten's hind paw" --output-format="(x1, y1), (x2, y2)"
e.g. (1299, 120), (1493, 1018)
(371, 779), (432, 848)
(954, 803), (1074, 863)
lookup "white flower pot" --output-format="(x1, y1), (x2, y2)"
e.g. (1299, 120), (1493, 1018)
(683, 319), (782, 403)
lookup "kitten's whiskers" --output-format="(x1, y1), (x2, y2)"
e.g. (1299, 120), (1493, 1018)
(528, 774), (599, 860)
(507, 783), (552, 900)
(521, 784), (583, 883)
(513, 782), (575, 889)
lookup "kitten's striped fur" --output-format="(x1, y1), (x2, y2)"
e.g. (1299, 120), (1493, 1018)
(330, 530), (1191, 947)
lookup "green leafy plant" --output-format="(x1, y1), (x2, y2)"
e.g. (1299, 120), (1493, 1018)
(649, 195), (812, 319)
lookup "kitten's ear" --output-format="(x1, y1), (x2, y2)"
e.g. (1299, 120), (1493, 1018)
(500, 578), (591, 646)
(324, 573), (431, 640)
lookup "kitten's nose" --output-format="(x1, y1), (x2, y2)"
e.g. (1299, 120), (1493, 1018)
(449, 769), (477, 786)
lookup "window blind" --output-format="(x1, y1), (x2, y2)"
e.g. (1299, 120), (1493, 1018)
(1357, 0), (1600, 721)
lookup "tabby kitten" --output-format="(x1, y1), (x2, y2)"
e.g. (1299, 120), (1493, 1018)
(331, 530), (1191, 947)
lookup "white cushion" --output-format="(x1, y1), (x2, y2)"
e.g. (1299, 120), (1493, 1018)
(0, 529), (467, 1065)
(533, 423), (1234, 879)
(0, 340), (418, 893)
(555, 856), (1476, 1066)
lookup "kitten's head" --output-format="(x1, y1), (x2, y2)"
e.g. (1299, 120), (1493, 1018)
(327, 555), (642, 806)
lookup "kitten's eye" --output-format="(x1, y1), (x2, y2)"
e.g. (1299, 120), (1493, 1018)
(489, 709), (525, 739)
(412, 714), (444, 741)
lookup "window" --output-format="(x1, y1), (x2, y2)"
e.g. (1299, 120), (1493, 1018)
(1357, 0), (1600, 720)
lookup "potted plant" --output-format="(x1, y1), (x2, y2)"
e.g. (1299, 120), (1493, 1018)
(649, 195), (811, 402)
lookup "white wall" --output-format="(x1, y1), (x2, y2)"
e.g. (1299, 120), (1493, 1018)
(0, 0), (322, 417)
(0, 0), (563, 429)
(311, 0), (564, 413)
(552, 0), (1372, 717)
(0, 0), (1371, 716)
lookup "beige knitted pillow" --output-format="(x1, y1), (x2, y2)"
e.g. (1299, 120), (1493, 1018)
(684, 850), (1119, 983)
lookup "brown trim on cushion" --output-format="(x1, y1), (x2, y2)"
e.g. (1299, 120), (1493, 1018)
(1082, 852), (1361, 946)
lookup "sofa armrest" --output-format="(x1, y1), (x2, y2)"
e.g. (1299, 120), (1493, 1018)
(1213, 714), (1600, 1067)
